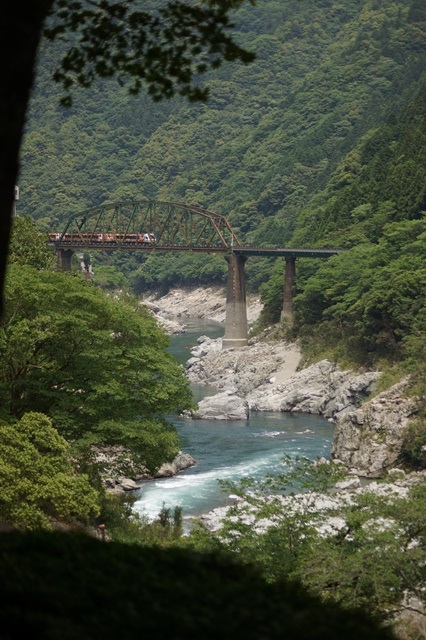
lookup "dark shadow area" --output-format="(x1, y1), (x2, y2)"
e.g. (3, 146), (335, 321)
(0, 531), (396, 639)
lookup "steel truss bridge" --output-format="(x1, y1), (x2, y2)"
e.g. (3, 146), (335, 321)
(48, 200), (342, 259)
(49, 201), (240, 253)
(49, 200), (343, 349)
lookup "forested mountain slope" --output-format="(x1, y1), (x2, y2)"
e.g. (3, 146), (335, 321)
(19, 0), (426, 369)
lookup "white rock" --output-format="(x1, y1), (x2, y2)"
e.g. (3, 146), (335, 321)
(335, 477), (361, 490)
(193, 392), (249, 420)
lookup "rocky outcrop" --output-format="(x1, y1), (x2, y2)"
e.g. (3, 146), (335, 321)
(142, 300), (186, 334)
(192, 390), (249, 420)
(186, 335), (419, 481)
(153, 452), (196, 478)
(331, 377), (418, 477)
(156, 316), (186, 335)
(187, 334), (302, 397)
(101, 451), (196, 495)
(247, 359), (381, 420)
(146, 288), (416, 480)
(187, 339), (380, 422)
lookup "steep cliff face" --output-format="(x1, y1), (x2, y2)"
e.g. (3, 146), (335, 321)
(331, 378), (418, 477)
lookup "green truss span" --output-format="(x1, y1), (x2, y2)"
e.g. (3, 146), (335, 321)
(49, 201), (241, 252)
(48, 200), (343, 257)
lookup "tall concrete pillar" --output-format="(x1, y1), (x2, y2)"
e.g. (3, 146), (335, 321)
(57, 249), (73, 271)
(223, 254), (248, 349)
(281, 257), (296, 320)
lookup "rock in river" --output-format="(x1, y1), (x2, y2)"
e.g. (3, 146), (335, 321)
(192, 390), (249, 420)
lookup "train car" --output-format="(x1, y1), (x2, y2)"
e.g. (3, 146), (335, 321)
(139, 233), (156, 243)
(101, 233), (117, 242)
(48, 231), (156, 244)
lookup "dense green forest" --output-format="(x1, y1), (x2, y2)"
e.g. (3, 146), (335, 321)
(18, 0), (426, 373)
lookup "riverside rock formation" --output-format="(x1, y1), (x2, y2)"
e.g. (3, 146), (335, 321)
(331, 377), (418, 477)
(187, 333), (302, 396)
(102, 451), (196, 495)
(143, 287), (418, 479)
(187, 337), (380, 422)
(144, 286), (263, 326)
(192, 390), (249, 420)
(199, 467), (425, 533)
(247, 359), (381, 420)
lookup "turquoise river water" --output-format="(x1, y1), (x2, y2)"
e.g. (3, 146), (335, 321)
(133, 318), (334, 526)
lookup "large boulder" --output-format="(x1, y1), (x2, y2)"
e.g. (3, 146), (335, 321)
(154, 452), (196, 477)
(193, 391), (249, 420)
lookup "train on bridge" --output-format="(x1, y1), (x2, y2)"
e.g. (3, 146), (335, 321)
(48, 232), (156, 245)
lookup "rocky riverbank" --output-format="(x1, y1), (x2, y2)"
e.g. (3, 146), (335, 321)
(185, 335), (381, 422)
(134, 288), (424, 630)
(141, 286), (418, 478)
(199, 465), (425, 533)
(100, 450), (196, 495)
(332, 377), (418, 477)
(143, 286), (263, 327)
(186, 336), (418, 476)
(112, 287), (418, 494)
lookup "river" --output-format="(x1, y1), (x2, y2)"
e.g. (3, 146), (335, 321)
(133, 318), (334, 528)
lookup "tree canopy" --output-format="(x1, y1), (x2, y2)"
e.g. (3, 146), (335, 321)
(0, 264), (193, 472)
(0, 412), (100, 530)
(45, 0), (255, 105)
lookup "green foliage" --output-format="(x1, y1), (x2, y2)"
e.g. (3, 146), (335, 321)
(399, 420), (426, 470)
(4, 0), (420, 396)
(45, 0), (255, 105)
(140, 502), (184, 545)
(0, 531), (397, 639)
(299, 484), (426, 618)
(0, 266), (193, 474)
(8, 216), (54, 270)
(130, 252), (227, 295)
(96, 494), (185, 546)
(91, 264), (126, 290)
(0, 412), (99, 530)
(18, 0), (426, 371)
(294, 218), (426, 367)
(258, 259), (286, 324)
(189, 458), (426, 622)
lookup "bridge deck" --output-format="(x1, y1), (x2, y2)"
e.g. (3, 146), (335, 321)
(48, 242), (229, 253)
(232, 247), (344, 258)
(49, 242), (343, 258)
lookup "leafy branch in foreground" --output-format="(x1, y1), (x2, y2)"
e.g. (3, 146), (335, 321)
(44, 0), (256, 105)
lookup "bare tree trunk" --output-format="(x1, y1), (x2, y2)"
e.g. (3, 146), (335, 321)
(0, 1), (53, 313)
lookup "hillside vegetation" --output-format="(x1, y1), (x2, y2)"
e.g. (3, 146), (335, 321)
(19, 0), (426, 372)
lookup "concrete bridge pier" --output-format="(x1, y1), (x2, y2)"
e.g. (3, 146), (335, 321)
(57, 249), (73, 271)
(223, 254), (248, 349)
(281, 257), (296, 321)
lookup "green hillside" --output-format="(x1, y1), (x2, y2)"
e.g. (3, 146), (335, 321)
(18, 0), (426, 369)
